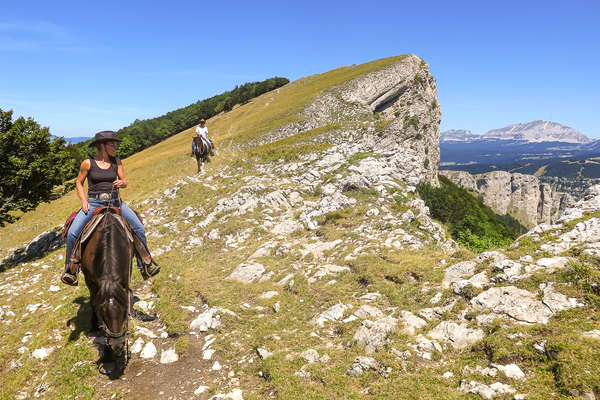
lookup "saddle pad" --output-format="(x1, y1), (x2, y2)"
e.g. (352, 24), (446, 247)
(80, 212), (133, 245)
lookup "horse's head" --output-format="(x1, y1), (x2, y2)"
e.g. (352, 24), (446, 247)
(96, 280), (129, 353)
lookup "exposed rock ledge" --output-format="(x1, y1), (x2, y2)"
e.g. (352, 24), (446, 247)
(440, 170), (574, 228)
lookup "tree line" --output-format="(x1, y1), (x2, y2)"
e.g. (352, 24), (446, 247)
(73, 77), (289, 163)
(0, 77), (288, 226)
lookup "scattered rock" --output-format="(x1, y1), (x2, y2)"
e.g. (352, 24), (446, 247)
(313, 303), (351, 327)
(160, 348), (179, 364)
(353, 316), (397, 354)
(490, 363), (525, 380)
(228, 261), (266, 283)
(398, 311), (427, 335)
(347, 356), (389, 377)
(412, 335), (442, 360)
(300, 349), (320, 363)
(140, 342), (157, 359)
(583, 330), (600, 340)
(427, 321), (484, 349)
(469, 286), (553, 324)
(194, 385), (210, 395)
(259, 291), (279, 299)
(353, 305), (384, 319)
(257, 348), (273, 360)
(31, 347), (53, 360)
(442, 261), (477, 288)
(203, 349), (216, 360)
(459, 380), (516, 399)
(131, 338), (144, 354)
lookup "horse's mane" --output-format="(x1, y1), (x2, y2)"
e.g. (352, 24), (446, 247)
(93, 212), (131, 307)
(96, 279), (128, 307)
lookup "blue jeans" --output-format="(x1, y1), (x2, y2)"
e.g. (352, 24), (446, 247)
(65, 199), (146, 267)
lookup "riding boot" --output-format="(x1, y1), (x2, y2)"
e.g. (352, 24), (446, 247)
(132, 233), (160, 280)
(61, 257), (80, 286)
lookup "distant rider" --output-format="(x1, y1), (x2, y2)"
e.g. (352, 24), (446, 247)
(191, 118), (215, 156)
(61, 131), (160, 285)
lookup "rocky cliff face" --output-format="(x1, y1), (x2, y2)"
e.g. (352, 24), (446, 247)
(440, 170), (574, 228)
(250, 54), (442, 187)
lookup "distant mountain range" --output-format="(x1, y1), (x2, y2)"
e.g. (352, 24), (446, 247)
(52, 136), (91, 144)
(439, 121), (600, 184)
(441, 120), (593, 144)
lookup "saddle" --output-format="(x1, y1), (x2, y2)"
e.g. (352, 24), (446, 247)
(64, 206), (155, 283)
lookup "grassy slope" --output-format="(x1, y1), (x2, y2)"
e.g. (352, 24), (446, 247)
(2, 54), (598, 400)
(0, 56), (409, 399)
(0, 55), (406, 255)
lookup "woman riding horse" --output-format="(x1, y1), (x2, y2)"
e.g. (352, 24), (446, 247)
(61, 131), (160, 285)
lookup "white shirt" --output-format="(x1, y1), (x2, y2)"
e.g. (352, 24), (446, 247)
(195, 125), (208, 138)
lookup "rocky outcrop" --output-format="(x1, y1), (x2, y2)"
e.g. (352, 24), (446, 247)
(440, 170), (574, 228)
(250, 55), (442, 187)
(0, 228), (64, 268)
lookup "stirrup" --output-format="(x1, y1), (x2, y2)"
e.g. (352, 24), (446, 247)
(61, 272), (78, 286)
(139, 262), (160, 280)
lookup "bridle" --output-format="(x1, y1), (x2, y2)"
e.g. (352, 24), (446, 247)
(95, 285), (131, 354)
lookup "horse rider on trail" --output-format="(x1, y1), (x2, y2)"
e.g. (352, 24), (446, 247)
(191, 118), (215, 157)
(61, 130), (160, 286)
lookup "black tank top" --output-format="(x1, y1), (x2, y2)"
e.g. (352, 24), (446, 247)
(87, 157), (119, 197)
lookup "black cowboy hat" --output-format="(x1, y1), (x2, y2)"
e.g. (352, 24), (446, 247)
(89, 131), (122, 146)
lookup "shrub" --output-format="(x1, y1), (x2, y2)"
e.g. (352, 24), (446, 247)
(405, 117), (419, 130)
(418, 176), (525, 252)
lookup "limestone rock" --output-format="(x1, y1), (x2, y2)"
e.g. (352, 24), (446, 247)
(346, 356), (389, 377)
(583, 330), (600, 340)
(312, 303), (351, 327)
(427, 321), (484, 349)
(228, 261), (266, 283)
(257, 348), (273, 360)
(131, 338), (144, 353)
(441, 170), (573, 228)
(469, 286), (553, 324)
(398, 311), (427, 335)
(459, 380), (516, 399)
(353, 305), (384, 319)
(140, 342), (157, 359)
(353, 316), (397, 354)
(160, 348), (179, 364)
(442, 261), (477, 288)
(490, 363), (525, 380)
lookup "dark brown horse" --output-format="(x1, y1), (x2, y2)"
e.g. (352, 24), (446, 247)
(81, 208), (133, 372)
(193, 136), (210, 173)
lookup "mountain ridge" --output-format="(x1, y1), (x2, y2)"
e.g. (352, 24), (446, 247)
(1, 56), (599, 400)
(442, 120), (593, 144)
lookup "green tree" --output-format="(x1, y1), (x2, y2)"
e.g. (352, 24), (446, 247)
(0, 109), (75, 226)
(418, 175), (525, 252)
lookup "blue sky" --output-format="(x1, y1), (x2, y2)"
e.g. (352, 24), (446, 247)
(1, 0), (599, 138)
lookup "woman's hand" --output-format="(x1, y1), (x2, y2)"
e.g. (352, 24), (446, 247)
(113, 179), (127, 188)
(81, 199), (90, 214)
